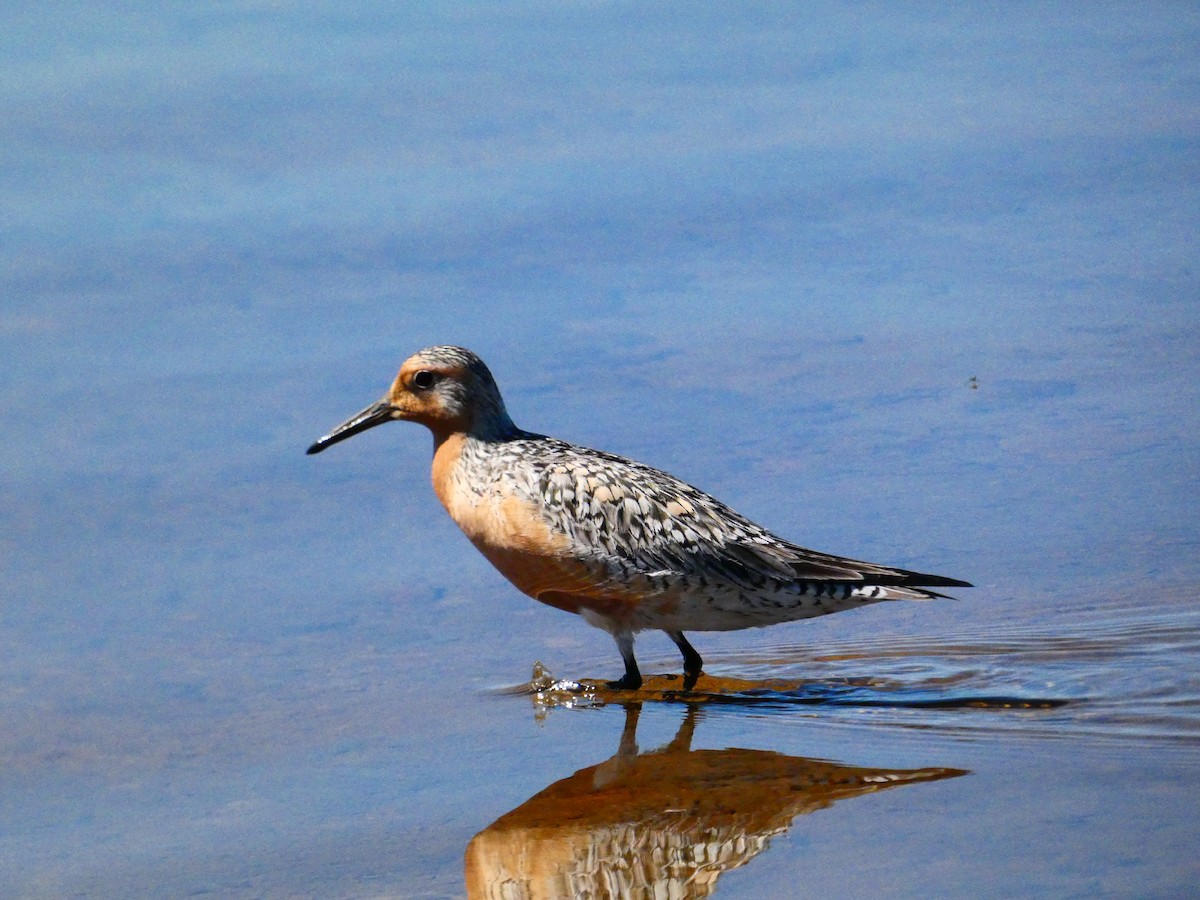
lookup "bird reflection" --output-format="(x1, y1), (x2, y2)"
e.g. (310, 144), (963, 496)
(465, 704), (966, 898)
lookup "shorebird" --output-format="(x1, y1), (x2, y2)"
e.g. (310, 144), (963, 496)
(307, 346), (970, 690)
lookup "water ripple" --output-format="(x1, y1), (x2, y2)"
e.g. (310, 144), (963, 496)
(513, 592), (1200, 750)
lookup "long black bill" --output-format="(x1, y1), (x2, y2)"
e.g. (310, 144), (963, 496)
(306, 400), (395, 455)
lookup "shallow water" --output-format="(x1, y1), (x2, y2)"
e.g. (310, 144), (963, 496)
(4, 4), (1200, 898)
(526, 588), (1200, 745)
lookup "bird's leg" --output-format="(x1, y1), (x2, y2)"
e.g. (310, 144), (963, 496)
(667, 630), (703, 690)
(606, 631), (642, 691)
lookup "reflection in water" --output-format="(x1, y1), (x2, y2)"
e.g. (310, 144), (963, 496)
(465, 704), (965, 898)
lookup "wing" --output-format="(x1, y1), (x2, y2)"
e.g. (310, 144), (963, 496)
(526, 438), (971, 594)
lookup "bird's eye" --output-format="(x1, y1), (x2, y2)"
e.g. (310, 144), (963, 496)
(411, 370), (436, 390)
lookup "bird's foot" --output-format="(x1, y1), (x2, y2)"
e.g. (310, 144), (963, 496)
(605, 673), (643, 691)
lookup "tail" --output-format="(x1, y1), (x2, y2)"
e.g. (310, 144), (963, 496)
(885, 570), (971, 601)
(861, 584), (958, 602)
(853, 577), (971, 602)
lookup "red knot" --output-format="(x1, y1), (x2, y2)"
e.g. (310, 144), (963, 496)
(308, 346), (970, 690)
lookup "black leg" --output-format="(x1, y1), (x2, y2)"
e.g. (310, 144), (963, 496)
(667, 630), (703, 690)
(606, 632), (642, 690)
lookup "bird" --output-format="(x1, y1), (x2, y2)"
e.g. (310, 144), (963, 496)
(307, 346), (970, 691)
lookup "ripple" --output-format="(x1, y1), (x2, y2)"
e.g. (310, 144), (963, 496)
(506, 592), (1200, 750)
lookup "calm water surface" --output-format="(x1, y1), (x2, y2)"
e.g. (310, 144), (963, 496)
(3, 4), (1198, 898)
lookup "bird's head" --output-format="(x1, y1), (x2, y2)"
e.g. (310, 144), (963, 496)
(306, 346), (516, 454)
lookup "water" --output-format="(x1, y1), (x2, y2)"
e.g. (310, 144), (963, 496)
(527, 586), (1200, 746)
(3, 4), (1199, 897)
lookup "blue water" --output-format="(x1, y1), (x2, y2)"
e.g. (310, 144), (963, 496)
(3, 4), (1199, 897)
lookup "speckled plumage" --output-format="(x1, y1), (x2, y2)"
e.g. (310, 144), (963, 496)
(308, 346), (970, 690)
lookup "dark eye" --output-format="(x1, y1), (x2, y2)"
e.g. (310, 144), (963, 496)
(412, 370), (436, 390)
